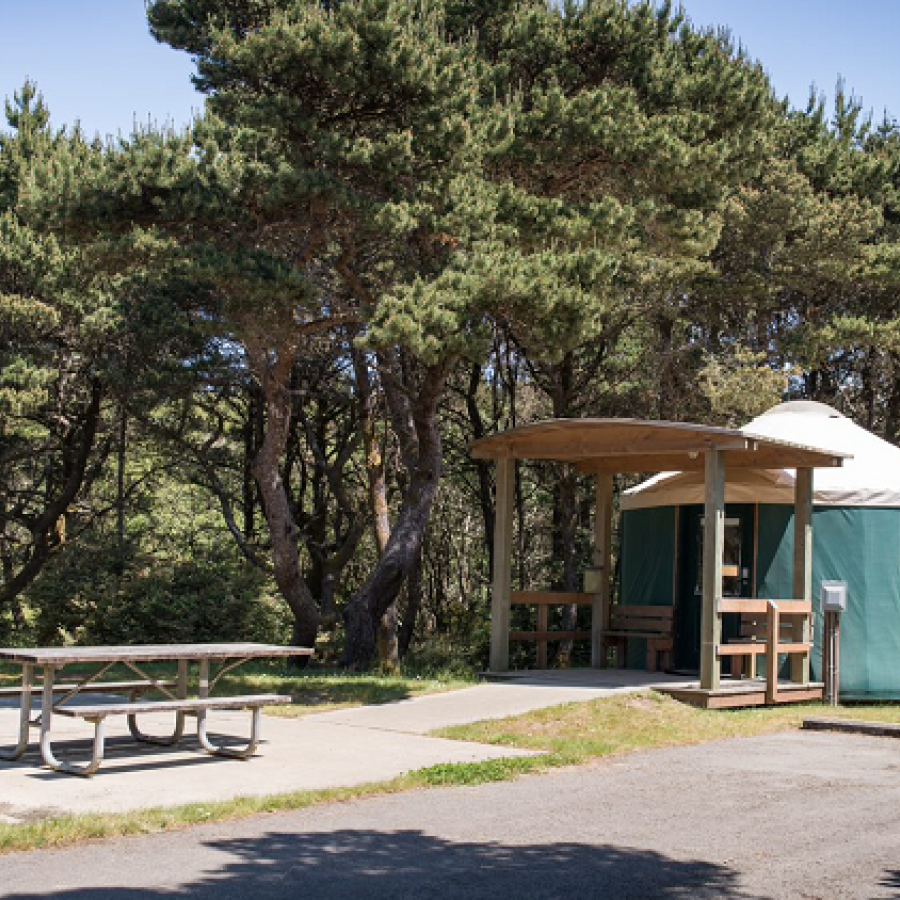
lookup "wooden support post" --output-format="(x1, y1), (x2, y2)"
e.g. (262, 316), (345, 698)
(792, 467), (813, 684)
(700, 448), (725, 691)
(536, 605), (549, 669)
(591, 473), (614, 668)
(766, 601), (779, 704)
(490, 457), (515, 672)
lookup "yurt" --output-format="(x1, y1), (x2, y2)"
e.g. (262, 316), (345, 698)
(620, 400), (900, 698)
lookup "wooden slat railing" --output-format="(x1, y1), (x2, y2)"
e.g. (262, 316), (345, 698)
(716, 598), (813, 703)
(509, 591), (593, 668)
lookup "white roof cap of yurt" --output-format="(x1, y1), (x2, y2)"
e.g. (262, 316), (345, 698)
(622, 400), (900, 509)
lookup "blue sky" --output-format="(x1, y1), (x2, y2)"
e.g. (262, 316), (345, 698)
(0, 1), (898, 138)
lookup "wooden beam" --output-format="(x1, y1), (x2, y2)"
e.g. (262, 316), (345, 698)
(574, 448), (842, 473)
(510, 591), (594, 606)
(510, 630), (591, 643)
(792, 467), (813, 684)
(700, 447), (725, 691)
(489, 458), (515, 672)
(592, 473), (614, 668)
(718, 598), (811, 615)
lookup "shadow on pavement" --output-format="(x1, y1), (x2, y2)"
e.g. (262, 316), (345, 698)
(4, 828), (758, 900)
(880, 870), (900, 899)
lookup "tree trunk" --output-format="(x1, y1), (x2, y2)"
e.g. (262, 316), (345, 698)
(555, 468), (580, 668)
(341, 359), (447, 670)
(352, 346), (399, 670)
(0, 379), (106, 608)
(550, 354), (579, 667)
(465, 362), (496, 575)
(398, 545), (424, 658)
(249, 351), (319, 652)
(116, 406), (127, 558)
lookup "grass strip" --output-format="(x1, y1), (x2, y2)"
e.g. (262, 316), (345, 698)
(436, 691), (900, 756)
(0, 665), (474, 718)
(0, 755), (555, 855)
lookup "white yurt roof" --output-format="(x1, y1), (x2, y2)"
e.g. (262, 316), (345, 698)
(623, 401), (900, 509)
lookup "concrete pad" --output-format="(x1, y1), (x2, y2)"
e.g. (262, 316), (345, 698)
(0, 670), (688, 819)
(0, 707), (536, 818)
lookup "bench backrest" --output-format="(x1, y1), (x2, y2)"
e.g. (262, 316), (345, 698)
(609, 605), (673, 635)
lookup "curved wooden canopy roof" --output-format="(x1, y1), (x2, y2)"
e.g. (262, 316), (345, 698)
(470, 418), (849, 473)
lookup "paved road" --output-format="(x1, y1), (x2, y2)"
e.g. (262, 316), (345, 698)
(3, 730), (900, 899)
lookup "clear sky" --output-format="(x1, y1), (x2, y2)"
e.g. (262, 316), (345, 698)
(680, 0), (900, 123)
(0, 1), (898, 139)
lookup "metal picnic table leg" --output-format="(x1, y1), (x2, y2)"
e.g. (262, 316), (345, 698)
(126, 658), (188, 747)
(195, 657), (261, 760)
(39, 665), (106, 777)
(0, 662), (33, 761)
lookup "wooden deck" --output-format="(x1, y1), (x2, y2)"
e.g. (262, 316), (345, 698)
(659, 679), (824, 710)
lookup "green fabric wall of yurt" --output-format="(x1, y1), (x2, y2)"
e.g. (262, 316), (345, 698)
(620, 401), (900, 697)
(757, 505), (900, 699)
(619, 506), (677, 667)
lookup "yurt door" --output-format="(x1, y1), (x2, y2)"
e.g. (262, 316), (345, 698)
(674, 504), (755, 672)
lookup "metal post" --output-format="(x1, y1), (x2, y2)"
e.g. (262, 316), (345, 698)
(824, 611), (841, 706)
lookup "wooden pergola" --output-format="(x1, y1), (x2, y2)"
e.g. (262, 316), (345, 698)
(472, 419), (850, 707)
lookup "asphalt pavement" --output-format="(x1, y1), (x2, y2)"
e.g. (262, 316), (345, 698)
(2, 730), (899, 900)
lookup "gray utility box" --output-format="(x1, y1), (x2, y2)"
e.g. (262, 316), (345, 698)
(821, 581), (848, 614)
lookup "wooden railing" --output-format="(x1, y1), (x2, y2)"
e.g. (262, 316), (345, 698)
(508, 591), (593, 668)
(716, 598), (813, 703)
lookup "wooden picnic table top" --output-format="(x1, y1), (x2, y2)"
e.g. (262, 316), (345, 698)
(0, 643), (314, 666)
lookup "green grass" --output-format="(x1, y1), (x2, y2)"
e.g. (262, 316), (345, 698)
(0, 663), (474, 716)
(2, 687), (900, 855)
(437, 691), (900, 760)
(218, 670), (474, 717)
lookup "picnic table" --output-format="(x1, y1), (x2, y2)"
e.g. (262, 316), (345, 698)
(0, 642), (312, 776)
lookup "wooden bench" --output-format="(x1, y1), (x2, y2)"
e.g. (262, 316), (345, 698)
(601, 606), (674, 672)
(50, 694), (291, 776)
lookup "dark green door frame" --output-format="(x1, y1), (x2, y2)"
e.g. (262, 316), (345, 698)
(674, 503), (755, 672)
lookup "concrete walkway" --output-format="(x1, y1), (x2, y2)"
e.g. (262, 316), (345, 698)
(310, 670), (694, 733)
(0, 670), (693, 821)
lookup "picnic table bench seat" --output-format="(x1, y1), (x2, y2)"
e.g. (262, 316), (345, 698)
(50, 693), (291, 776)
(55, 693), (290, 721)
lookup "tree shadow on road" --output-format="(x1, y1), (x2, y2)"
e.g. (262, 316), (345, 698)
(5, 828), (760, 900)
(879, 870), (900, 899)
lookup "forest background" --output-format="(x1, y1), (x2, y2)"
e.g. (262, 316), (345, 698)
(2, 0), (899, 672)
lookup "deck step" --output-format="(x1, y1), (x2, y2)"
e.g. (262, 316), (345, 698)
(660, 681), (824, 710)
